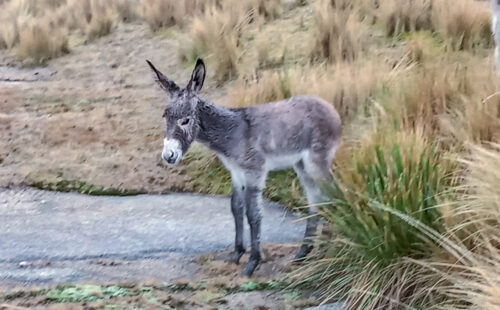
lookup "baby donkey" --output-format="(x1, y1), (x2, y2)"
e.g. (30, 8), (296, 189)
(147, 59), (342, 276)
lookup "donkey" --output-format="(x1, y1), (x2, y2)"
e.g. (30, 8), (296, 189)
(147, 58), (342, 276)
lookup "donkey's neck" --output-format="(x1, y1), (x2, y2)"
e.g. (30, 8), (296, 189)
(195, 100), (246, 156)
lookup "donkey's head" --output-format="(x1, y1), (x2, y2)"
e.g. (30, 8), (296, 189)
(146, 59), (206, 165)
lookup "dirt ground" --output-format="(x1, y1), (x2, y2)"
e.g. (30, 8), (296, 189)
(0, 2), (316, 197)
(0, 244), (321, 310)
(0, 21), (229, 194)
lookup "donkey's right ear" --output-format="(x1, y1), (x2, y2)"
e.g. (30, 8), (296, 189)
(146, 60), (180, 94)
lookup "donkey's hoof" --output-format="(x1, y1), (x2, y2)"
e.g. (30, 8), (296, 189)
(242, 259), (260, 277)
(227, 250), (245, 264)
(293, 245), (313, 262)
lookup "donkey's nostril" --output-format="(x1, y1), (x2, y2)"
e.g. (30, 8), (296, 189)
(168, 151), (175, 159)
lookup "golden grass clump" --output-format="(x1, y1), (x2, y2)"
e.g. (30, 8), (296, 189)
(188, 4), (249, 84)
(458, 143), (500, 236)
(228, 60), (391, 123)
(139, 0), (194, 31)
(246, 0), (282, 23)
(227, 70), (291, 108)
(83, 1), (115, 40)
(16, 21), (69, 64)
(0, 0), (136, 61)
(309, 0), (367, 63)
(375, 57), (500, 145)
(432, 0), (492, 51)
(378, 0), (432, 37)
(423, 144), (500, 309)
(455, 144), (500, 310)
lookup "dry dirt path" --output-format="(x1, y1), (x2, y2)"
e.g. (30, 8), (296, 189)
(0, 188), (305, 288)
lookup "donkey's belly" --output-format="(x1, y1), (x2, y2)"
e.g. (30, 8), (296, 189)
(264, 152), (305, 171)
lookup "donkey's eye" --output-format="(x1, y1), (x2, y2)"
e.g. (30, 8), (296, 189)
(180, 118), (190, 126)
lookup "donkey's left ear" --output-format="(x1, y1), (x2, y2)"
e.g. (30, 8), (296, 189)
(186, 58), (205, 94)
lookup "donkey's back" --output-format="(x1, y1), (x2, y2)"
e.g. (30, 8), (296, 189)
(239, 95), (341, 172)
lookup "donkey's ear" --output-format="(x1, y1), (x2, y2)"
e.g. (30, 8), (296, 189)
(186, 58), (205, 94)
(146, 60), (180, 94)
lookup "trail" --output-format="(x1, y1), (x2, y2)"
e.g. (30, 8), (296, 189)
(0, 188), (304, 287)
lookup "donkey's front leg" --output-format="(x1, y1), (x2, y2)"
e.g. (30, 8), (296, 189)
(242, 185), (263, 276)
(228, 183), (245, 264)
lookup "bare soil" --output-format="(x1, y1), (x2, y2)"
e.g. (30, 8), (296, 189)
(0, 245), (319, 310)
(0, 22), (228, 193)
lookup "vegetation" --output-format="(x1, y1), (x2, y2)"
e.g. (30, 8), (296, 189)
(1, 0), (500, 308)
(289, 129), (455, 308)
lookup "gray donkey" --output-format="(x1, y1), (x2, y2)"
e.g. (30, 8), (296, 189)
(147, 59), (342, 276)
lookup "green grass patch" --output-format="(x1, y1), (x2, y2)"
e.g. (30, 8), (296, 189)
(46, 285), (128, 303)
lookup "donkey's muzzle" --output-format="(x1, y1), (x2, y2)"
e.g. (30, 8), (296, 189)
(162, 150), (179, 164)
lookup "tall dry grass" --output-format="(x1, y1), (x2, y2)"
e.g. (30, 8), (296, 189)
(416, 144), (500, 309)
(378, 0), (432, 36)
(139, 0), (214, 31)
(227, 60), (393, 123)
(432, 0), (492, 51)
(309, 0), (368, 63)
(187, 4), (249, 84)
(0, 0), (135, 63)
(378, 0), (492, 51)
(373, 56), (500, 146)
(178, 0), (286, 83)
(16, 21), (69, 64)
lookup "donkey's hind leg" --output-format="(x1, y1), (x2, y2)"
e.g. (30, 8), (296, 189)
(293, 158), (333, 260)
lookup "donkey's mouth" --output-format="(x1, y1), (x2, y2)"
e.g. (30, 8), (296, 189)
(162, 151), (181, 165)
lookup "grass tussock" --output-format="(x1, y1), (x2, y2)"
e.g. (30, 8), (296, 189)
(378, 0), (432, 37)
(456, 143), (500, 238)
(227, 60), (392, 122)
(289, 129), (453, 308)
(309, 0), (368, 63)
(378, 0), (492, 51)
(432, 0), (492, 51)
(416, 144), (500, 309)
(0, 0), (135, 62)
(375, 58), (500, 145)
(83, 0), (115, 40)
(139, 0), (214, 31)
(451, 144), (500, 310)
(186, 4), (249, 84)
(16, 21), (69, 64)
